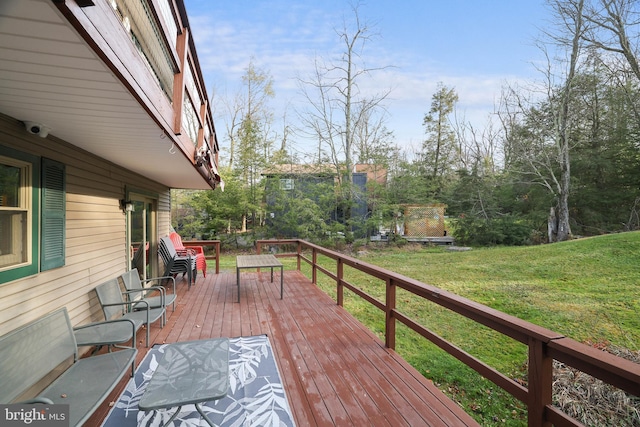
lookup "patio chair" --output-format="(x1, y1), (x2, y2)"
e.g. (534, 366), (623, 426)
(95, 277), (164, 347)
(170, 231), (207, 277)
(159, 236), (197, 288)
(120, 268), (176, 325)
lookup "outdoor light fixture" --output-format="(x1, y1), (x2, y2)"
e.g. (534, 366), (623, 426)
(119, 199), (134, 213)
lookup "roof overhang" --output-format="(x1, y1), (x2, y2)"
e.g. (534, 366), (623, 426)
(0, 0), (219, 190)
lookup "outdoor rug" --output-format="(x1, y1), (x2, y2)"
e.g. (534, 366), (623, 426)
(101, 334), (295, 427)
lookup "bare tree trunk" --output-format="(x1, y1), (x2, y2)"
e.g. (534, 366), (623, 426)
(552, 0), (583, 241)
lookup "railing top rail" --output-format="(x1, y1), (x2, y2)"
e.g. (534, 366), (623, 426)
(548, 337), (640, 396)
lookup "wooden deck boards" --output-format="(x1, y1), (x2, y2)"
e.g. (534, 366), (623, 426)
(87, 269), (479, 426)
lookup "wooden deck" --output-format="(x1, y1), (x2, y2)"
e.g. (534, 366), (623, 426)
(88, 268), (479, 426)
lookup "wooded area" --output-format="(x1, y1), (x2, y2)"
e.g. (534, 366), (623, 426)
(175, 0), (640, 247)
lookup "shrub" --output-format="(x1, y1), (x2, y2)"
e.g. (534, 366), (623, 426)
(453, 215), (533, 246)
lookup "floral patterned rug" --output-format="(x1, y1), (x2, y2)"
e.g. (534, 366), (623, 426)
(101, 334), (295, 426)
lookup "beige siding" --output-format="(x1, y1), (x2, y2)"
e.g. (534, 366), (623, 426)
(158, 191), (172, 237)
(0, 115), (171, 336)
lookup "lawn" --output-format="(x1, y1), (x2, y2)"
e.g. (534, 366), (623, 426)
(215, 232), (640, 426)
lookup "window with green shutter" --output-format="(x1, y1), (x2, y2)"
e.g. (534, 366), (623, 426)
(41, 158), (65, 271)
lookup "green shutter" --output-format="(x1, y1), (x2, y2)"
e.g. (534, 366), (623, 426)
(41, 158), (65, 271)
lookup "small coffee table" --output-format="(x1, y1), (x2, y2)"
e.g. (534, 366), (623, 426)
(138, 338), (229, 427)
(236, 254), (284, 302)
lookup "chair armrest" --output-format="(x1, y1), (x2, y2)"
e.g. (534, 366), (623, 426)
(73, 318), (137, 331)
(143, 275), (176, 294)
(124, 287), (164, 299)
(121, 289), (162, 307)
(100, 299), (151, 311)
(73, 318), (137, 349)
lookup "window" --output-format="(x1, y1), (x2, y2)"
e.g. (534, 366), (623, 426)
(0, 147), (39, 281)
(0, 161), (29, 269)
(280, 178), (294, 191)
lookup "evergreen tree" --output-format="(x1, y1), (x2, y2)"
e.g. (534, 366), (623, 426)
(421, 83), (459, 199)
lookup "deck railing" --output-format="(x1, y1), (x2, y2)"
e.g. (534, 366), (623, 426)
(256, 239), (640, 427)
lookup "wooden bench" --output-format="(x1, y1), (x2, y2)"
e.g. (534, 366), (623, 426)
(0, 307), (137, 427)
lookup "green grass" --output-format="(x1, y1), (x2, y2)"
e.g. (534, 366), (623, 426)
(213, 232), (640, 426)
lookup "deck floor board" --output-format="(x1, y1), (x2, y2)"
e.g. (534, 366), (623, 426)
(87, 268), (480, 426)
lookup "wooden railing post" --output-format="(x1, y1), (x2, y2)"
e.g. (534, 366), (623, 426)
(528, 337), (553, 427)
(337, 258), (344, 306)
(385, 278), (396, 350)
(297, 240), (301, 271)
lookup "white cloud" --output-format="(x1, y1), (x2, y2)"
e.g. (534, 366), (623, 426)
(186, 1), (544, 157)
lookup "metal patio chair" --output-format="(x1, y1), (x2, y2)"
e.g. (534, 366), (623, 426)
(159, 236), (197, 289)
(94, 277), (164, 347)
(120, 268), (176, 325)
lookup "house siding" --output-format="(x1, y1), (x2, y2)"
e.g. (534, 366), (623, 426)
(0, 114), (171, 336)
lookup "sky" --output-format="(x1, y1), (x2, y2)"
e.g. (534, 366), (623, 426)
(183, 0), (551, 161)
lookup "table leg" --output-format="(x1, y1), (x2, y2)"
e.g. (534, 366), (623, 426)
(195, 403), (217, 427)
(280, 265), (283, 299)
(270, 267), (274, 282)
(160, 405), (182, 427)
(236, 267), (240, 303)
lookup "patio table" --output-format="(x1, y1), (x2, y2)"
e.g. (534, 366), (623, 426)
(236, 254), (284, 302)
(138, 338), (229, 427)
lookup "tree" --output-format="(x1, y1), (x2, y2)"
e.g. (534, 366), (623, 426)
(420, 83), (459, 199)
(498, 0), (586, 242)
(297, 3), (391, 238)
(264, 177), (333, 239)
(233, 61), (275, 231)
(583, 0), (640, 82)
(175, 168), (248, 237)
(549, 0), (585, 242)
